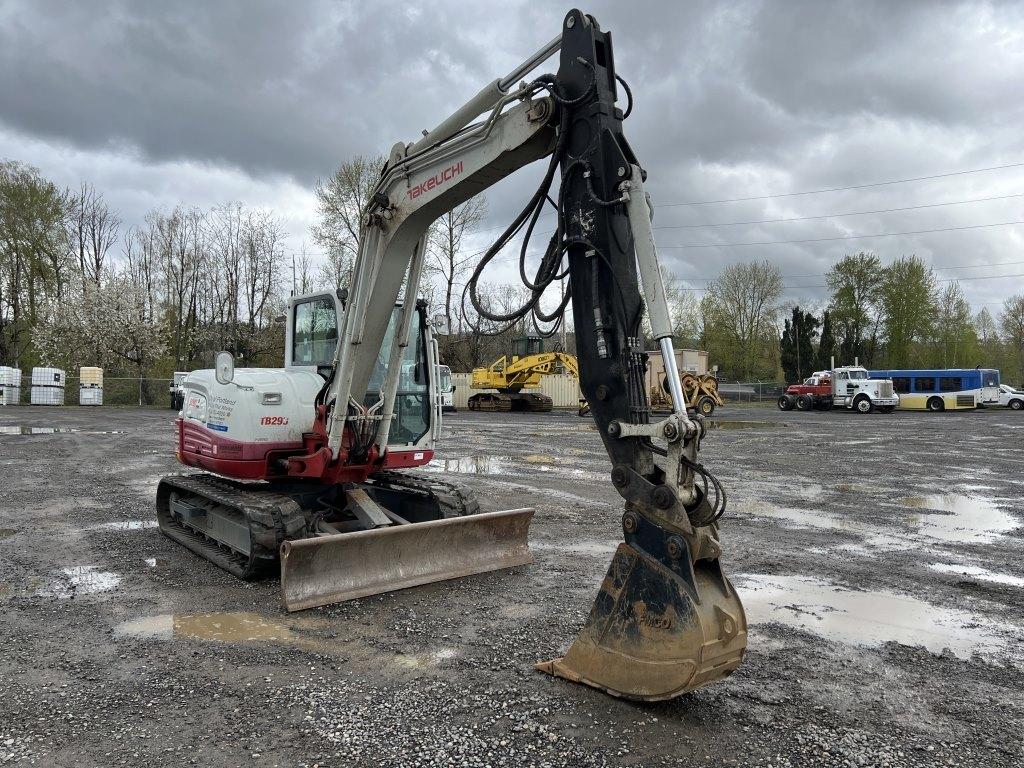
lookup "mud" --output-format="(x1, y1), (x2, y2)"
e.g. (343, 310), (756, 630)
(1, 405), (1022, 767)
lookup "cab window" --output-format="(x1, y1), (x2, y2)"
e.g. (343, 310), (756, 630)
(293, 298), (338, 366)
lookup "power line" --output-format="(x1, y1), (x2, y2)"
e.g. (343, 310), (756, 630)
(679, 272), (1024, 293)
(469, 160), (1024, 235)
(653, 193), (1024, 229)
(680, 257), (1024, 283)
(662, 220), (1024, 249)
(658, 161), (1024, 207)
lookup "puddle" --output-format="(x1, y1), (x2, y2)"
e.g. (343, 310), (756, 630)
(395, 648), (457, 669)
(900, 494), (1017, 544)
(40, 566), (121, 598)
(423, 456), (511, 475)
(0, 528), (16, 540)
(705, 420), (778, 430)
(116, 612), (294, 643)
(736, 573), (1010, 659)
(928, 563), (1024, 588)
(0, 426), (126, 435)
(86, 520), (158, 532)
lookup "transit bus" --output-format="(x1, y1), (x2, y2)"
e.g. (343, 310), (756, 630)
(867, 368), (1000, 412)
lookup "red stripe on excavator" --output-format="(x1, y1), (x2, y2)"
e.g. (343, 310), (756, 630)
(176, 418), (434, 479)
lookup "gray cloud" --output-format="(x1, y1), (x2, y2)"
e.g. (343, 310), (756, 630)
(2, 0), (1023, 311)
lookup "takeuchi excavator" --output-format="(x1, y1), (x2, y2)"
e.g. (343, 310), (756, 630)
(158, 9), (747, 702)
(469, 335), (579, 412)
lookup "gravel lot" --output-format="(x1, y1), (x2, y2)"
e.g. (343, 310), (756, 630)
(1, 404), (1022, 767)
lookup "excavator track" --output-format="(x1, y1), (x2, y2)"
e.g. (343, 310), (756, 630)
(366, 470), (482, 518)
(156, 470), (488, 581)
(156, 474), (307, 580)
(468, 392), (553, 412)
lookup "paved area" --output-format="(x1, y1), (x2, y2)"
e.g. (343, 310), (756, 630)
(1, 404), (1022, 767)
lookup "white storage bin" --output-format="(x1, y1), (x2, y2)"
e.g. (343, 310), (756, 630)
(31, 367), (65, 387)
(0, 386), (19, 406)
(31, 385), (64, 406)
(0, 367), (20, 387)
(80, 388), (103, 406)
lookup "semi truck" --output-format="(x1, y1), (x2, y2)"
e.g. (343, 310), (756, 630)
(778, 360), (898, 413)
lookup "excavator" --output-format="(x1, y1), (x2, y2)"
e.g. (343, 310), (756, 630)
(469, 335), (579, 412)
(157, 9), (746, 702)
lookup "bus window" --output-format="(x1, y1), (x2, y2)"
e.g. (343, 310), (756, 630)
(939, 376), (963, 392)
(982, 370), (999, 387)
(913, 377), (936, 393)
(891, 377), (910, 394)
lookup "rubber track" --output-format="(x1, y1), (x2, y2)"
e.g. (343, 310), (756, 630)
(368, 470), (481, 518)
(156, 474), (306, 580)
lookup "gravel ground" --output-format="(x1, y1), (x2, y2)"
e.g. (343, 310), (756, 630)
(1, 404), (1022, 767)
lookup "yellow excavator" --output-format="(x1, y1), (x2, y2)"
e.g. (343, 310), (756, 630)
(469, 336), (580, 412)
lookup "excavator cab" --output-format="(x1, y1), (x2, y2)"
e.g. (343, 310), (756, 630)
(512, 335), (544, 359)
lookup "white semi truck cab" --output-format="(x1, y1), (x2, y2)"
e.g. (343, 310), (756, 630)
(831, 364), (899, 413)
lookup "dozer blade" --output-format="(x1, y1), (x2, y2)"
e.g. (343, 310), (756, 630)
(536, 543), (747, 701)
(280, 508), (534, 611)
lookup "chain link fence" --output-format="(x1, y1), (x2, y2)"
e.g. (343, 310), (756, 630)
(6, 377), (177, 407)
(715, 381), (788, 404)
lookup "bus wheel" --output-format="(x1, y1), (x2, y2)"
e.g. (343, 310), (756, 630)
(795, 394), (814, 411)
(854, 396), (873, 413)
(777, 395), (794, 411)
(927, 397), (945, 412)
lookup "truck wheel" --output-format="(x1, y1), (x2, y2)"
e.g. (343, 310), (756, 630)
(696, 396), (715, 416)
(795, 394), (813, 411)
(1010, 399), (1023, 411)
(854, 396), (873, 414)
(927, 397), (945, 412)
(777, 395), (794, 411)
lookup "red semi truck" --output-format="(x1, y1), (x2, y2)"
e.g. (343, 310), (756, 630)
(778, 363), (899, 413)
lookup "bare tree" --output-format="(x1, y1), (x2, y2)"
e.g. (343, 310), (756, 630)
(69, 182), (119, 288)
(313, 154), (385, 290)
(427, 195), (487, 329)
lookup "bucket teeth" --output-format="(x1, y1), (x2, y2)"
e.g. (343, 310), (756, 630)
(537, 543), (746, 701)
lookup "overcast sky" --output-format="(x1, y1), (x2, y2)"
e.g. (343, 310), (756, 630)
(2, 0), (1023, 313)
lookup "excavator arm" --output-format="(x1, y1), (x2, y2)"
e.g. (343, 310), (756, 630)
(310, 8), (746, 701)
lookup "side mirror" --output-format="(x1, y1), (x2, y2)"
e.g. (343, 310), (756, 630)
(430, 313), (451, 336)
(215, 351), (235, 385)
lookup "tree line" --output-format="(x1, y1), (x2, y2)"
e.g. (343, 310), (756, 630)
(4, 156), (1022, 392)
(678, 251), (1024, 385)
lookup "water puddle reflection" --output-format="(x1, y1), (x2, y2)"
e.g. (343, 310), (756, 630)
(86, 520), (158, 532)
(40, 566), (121, 598)
(928, 563), (1024, 588)
(0, 426), (126, 435)
(901, 494), (1017, 543)
(116, 612), (293, 642)
(736, 573), (1010, 659)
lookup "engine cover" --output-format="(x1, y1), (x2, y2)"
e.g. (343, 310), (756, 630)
(178, 368), (323, 477)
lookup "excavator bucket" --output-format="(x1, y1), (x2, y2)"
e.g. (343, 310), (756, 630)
(279, 508), (535, 611)
(537, 543), (747, 701)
